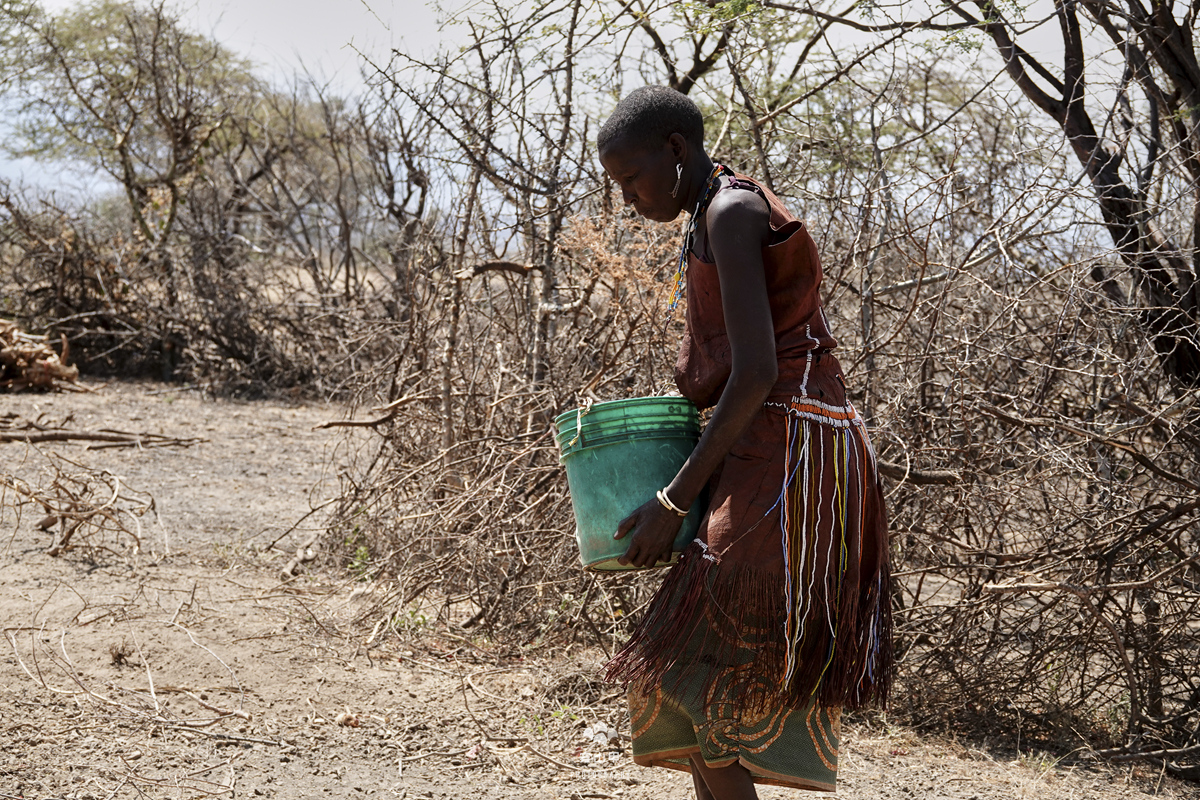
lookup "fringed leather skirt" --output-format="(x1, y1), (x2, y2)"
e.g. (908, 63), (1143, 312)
(606, 359), (892, 791)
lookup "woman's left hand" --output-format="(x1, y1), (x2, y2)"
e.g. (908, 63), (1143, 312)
(614, 498), (685, 568)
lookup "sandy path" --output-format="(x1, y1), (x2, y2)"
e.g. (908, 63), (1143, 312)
(0, 382), (1192, 799)
(2, 381), (344, 553)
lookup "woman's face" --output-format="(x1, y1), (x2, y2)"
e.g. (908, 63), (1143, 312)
(599, 136), (683, 223)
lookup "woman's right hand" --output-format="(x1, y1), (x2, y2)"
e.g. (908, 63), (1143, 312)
(615, 497), (686, 568)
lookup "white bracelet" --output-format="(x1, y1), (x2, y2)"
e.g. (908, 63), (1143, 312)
(656, 488), (689, 517)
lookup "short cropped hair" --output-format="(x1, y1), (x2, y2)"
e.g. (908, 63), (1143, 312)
(597, 86), (705, 153)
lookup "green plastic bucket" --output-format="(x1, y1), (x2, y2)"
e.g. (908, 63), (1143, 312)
(555, 396), (704, 571)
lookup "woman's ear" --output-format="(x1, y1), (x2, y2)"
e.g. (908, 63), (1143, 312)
(668, 132), (688, 163)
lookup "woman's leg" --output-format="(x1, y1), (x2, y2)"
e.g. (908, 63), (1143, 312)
(690, 760), (714, 800)
(689, 755), (758, 800)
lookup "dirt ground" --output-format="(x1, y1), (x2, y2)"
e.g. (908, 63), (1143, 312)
(1, 382), (1195, 800)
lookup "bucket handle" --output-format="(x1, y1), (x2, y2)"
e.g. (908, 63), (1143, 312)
(565, 397), (594, 449)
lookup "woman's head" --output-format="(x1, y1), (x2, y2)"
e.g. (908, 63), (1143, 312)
(597, 85), (705, 155)
(598, 86), (710, 222)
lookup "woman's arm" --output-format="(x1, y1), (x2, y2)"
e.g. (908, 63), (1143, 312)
(616, 188), (778, 567)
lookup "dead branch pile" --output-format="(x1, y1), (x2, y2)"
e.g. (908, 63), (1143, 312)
(0, 318), (79, 391)
(0, 452), (155, 558)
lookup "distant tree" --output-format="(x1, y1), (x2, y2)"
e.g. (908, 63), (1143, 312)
(1, 0), (265, 376)
(0, 0), (41, 89)
(6, 0), (258, 269)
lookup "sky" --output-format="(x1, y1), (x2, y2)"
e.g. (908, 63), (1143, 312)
(43, 0), (460, 84)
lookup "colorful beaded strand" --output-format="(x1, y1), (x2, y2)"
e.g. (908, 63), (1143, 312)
(664, 163), (730, 325)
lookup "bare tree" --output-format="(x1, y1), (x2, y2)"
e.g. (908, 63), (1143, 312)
(765, 0), (1200, 386)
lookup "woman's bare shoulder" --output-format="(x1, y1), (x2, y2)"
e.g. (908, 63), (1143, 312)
(706, 182), (771, 246)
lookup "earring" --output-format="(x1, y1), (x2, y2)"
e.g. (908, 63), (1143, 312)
(670, 163), (683, 198)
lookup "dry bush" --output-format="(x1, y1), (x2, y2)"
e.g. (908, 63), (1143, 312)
(335, 41), (1198, 781)
(872, 252), (1200, 773)
(781, 76), (1200, 775)
(0, 178), (403, 394)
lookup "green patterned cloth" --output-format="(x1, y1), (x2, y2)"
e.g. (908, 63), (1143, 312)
(625, 606), (841, 792)
(628, 684), (840, 791)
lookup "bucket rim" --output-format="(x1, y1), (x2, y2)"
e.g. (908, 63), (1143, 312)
(553, 395), (698, 429)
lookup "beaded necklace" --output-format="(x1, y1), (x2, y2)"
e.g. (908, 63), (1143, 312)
(665, 162), (730, 325)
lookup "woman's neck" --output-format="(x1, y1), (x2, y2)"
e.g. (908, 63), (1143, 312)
(681, 154), (717, 213)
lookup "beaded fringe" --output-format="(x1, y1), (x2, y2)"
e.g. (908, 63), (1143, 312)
(778, 407), (892, 709)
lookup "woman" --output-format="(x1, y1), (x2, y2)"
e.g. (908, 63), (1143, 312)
(597, 86), (893, 799)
